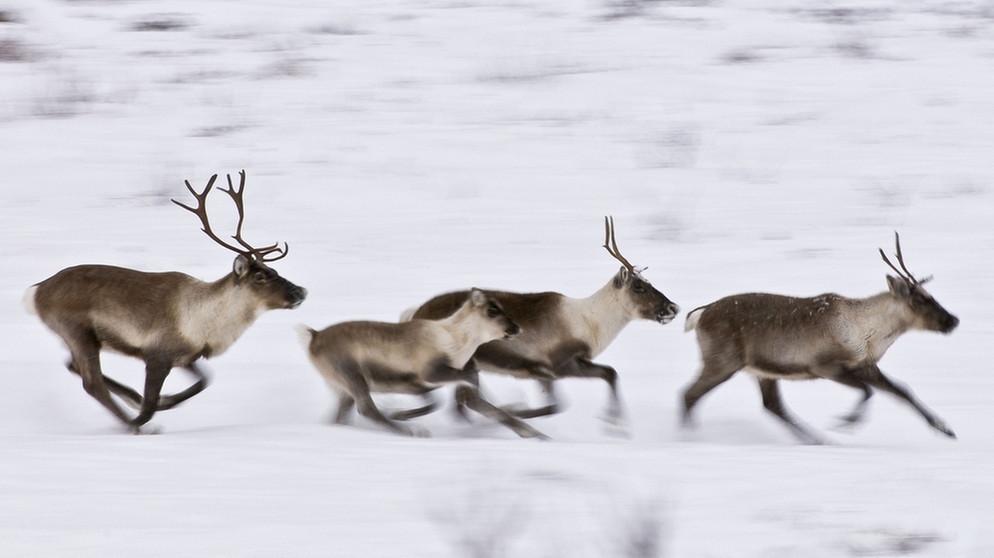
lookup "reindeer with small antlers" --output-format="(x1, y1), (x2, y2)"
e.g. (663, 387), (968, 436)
(682, 233), (959, 443)
(25, 171), (307, 433)
(406, 217), (680, 428)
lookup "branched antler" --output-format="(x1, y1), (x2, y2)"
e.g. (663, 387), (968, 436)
(603, 216), (636, 274)
(173, 170), (288, 262)
(879, 231), (930, 286)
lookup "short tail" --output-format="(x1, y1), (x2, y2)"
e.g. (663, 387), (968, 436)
(23, 285), (39, 316)
(398, 306), (417, 322)
(684, 306), (707, 332)
(295, 324), (316, 350)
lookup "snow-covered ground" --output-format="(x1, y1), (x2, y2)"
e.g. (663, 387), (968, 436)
(2, 0), (993, 556)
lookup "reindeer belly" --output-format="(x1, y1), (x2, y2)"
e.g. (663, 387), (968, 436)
(475, 340), (558, 379)
(743, 363), (819, 381)
(743, 345), (853, 381)
(361, 353), (451, 394)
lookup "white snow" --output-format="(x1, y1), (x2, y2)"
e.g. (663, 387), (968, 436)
(2, 0), (993, 556)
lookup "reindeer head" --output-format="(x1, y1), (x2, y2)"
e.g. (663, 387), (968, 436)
(603, 216), (680, 324)
(467, 288), (521, 340)
(880, 232), (958, 334)
(173, 171), (307, 310)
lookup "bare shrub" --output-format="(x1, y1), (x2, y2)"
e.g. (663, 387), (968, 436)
(309, 23), (365, 36)
(429, 481), (528, 558)
(612, 496), (669, 558)
(129, 14), (190, 32)
(0, 38), (35, 62)
(0, 9), (21, 24)
(833, 38), (875, 59)
(722, 48), (762, 64)
(32, 69), (95, 118)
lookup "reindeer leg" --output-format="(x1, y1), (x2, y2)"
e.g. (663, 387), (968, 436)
(421, 363), (548, 439)
(456, 384), (549, 440)
(337, 362), (427, 437)
(856, 365), (956, 439)
(758, 378), (823, 445)
(69, 360), (209, 413)
(451, 360), (481, 422)
(503, 377), (561, 419)
(822, 371), (874, 429)
(66, 335), (139, 432)
(155, 362), (211, 411)
(388, 392), (440, 421)
(681, 365), (737, 427)
(332, 392), (356, 424)
(557, 357), (625, 425)
(68, 360), (146, 411)
(128, 359), (171, 429)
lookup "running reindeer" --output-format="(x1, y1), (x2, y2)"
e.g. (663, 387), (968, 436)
(407, 217), (680, 427)
(682, 233), (958, 443)
(299, 289), (546, 438)
(25, 171), (307, 433)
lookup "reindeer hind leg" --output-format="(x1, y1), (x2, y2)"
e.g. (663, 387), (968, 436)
(333, 392), (356, 424)
(681, 363), (737, 428)
(67, 358), (145, 410)
(64, 332), (138, 432)
(336, 360), (426, 437)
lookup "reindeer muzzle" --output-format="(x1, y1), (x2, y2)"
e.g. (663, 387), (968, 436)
(656, 303), (680, 325)
(504, 323), (521, 339)
(940, 313), (959, 334)
(285, 285), (308, 309)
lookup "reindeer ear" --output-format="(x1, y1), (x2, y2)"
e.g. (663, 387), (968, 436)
(886, 275), (910, 297)
(233, 254), (251, 278)
(469, 288), (487, 307)
(613, 266), (630, 288)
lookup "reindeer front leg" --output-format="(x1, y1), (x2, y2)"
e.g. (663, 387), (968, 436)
(155, 362), (211, 411)
(100, 362), (211, 412)
(854, 364), (956, 438)
(424, 362), (548, 439)
(339, 363), (428, 437)
(128, 358), (171, 429)
(388, 392), (440, 421)
(455, 384), (549, 440)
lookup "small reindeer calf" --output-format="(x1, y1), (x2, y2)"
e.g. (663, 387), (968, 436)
(300, 289), (546, 439)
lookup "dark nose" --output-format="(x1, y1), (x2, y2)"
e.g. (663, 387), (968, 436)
(505, 323), (521, 338)
(657, 303), (680, 324)
(942, 313), (960, 334)
(287, 286), (307, 308)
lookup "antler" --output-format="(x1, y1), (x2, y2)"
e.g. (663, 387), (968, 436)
(879, 231), (930, 286)
(172, 170), (289, 262)
(603, 215), (636, 274)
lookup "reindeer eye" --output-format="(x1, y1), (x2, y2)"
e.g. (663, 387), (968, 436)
(253, 271), (268, 283)
(487, 305), (501, 318)
(632, 282), (646, 294)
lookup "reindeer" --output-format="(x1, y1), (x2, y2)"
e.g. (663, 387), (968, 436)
(24, 171), (307, 433)
(299, 289), (546, 439)
(682, 233), (959, 444)
(406, 217), (680, 426)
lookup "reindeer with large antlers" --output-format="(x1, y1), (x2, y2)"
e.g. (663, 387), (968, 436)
(25, 171), (306, 433)
(682, 233), (959, 443)
(405, 217), (679, 428)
